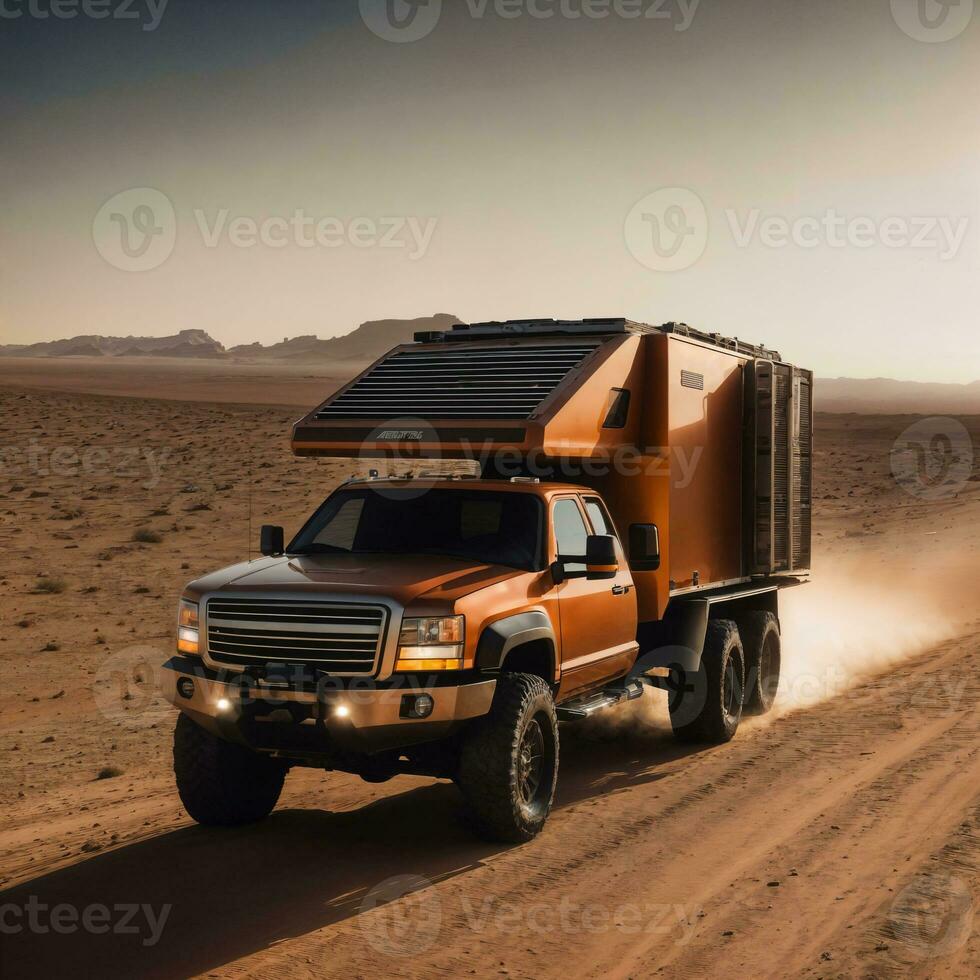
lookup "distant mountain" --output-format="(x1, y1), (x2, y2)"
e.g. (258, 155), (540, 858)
(227, 315), (460, 362)
(0, 329), (225, 359)
(815, 377), (980, 415)
(5, 321), (975, 415)
(0, 316), (460, 364)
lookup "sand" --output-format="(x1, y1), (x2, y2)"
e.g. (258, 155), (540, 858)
(0, 364), (978, 979)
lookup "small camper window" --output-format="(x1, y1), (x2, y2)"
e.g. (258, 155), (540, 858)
(602, 388), (631, 429)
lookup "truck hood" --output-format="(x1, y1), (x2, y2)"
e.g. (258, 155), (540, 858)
(185, 552), (524, 609)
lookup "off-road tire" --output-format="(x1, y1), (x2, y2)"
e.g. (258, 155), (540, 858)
(738, 611), (781, 715)
(173, 713), (287, 826)
(457, 673), (559, 843)
(669, 619), (745, 744)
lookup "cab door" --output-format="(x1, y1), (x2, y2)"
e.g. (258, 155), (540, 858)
(551, 495), (638, 700)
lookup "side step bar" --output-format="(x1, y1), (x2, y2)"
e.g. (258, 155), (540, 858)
(556, 679), (645, 721)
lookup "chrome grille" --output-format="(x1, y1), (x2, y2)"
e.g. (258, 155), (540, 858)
(315, 343), (600, 420)
(206, 598), (387, 674)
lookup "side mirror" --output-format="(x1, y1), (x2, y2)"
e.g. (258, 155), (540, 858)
(260, 525), (285, 557)
(586, 535), (618, 581)
(629, 523), (661, 571)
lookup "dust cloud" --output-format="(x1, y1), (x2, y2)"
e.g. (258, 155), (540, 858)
(574, 547), (976, 739)
(775, 553), (970, 716)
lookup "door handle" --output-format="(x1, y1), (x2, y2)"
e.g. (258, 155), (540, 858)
(612, 584), (631, 596)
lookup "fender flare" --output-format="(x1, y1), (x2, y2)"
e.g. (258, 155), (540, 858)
(475, 611), (557, 677)
(636, 598), (710, 674)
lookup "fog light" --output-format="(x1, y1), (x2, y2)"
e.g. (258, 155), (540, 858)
(334, 704), (350, 719)
(401, 693), (435, 720)
(176, 677), (195, 700)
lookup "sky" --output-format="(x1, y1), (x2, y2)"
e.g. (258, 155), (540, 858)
(1, 0), (978, 382)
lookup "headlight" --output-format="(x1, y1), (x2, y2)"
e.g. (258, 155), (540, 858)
(395, 616), (464, 671)
(177, 599), (200, 656)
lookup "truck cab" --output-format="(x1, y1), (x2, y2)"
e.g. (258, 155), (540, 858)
(171, 479), (639, 751)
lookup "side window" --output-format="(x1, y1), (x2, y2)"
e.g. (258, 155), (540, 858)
(313, 497), (364, 551)
(553, 498), (588, 573)
(584, 497), (616, 539)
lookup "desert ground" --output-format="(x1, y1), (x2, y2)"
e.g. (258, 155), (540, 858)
(0, 362), (977, 979)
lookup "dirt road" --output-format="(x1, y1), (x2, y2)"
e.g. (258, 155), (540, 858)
(0, 381), (977, 979)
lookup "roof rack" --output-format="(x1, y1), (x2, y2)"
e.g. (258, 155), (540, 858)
(414, 317), (781, 362)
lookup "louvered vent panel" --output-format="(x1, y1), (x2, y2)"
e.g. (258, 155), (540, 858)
(773, 369), (791, 568)
(793, 377), (813, 569)
(315, 344), (600, 420)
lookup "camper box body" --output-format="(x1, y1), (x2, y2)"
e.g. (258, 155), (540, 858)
(292, 319), (813, 629)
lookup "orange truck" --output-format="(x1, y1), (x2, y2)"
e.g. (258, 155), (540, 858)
(163, 318), (812, 841)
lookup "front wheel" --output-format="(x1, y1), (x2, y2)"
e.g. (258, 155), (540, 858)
(669, 619), (745, 744)
(456, 673), (559, 843)
(173, 713), (287, 826)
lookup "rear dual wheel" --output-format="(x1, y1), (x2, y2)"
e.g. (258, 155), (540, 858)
(669, 619), (745, 744)
(738, 611), (781, 715)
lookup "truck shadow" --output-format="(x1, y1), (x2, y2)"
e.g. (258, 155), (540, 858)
(0, 727), (701, 979)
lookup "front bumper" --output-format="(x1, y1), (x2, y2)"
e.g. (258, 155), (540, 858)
(161, 656), (496, 758)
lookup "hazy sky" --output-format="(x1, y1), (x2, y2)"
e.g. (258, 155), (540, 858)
(2, 0), (978, 381)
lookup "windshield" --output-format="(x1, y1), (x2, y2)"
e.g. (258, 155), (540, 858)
(289, 488), (544, 571)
